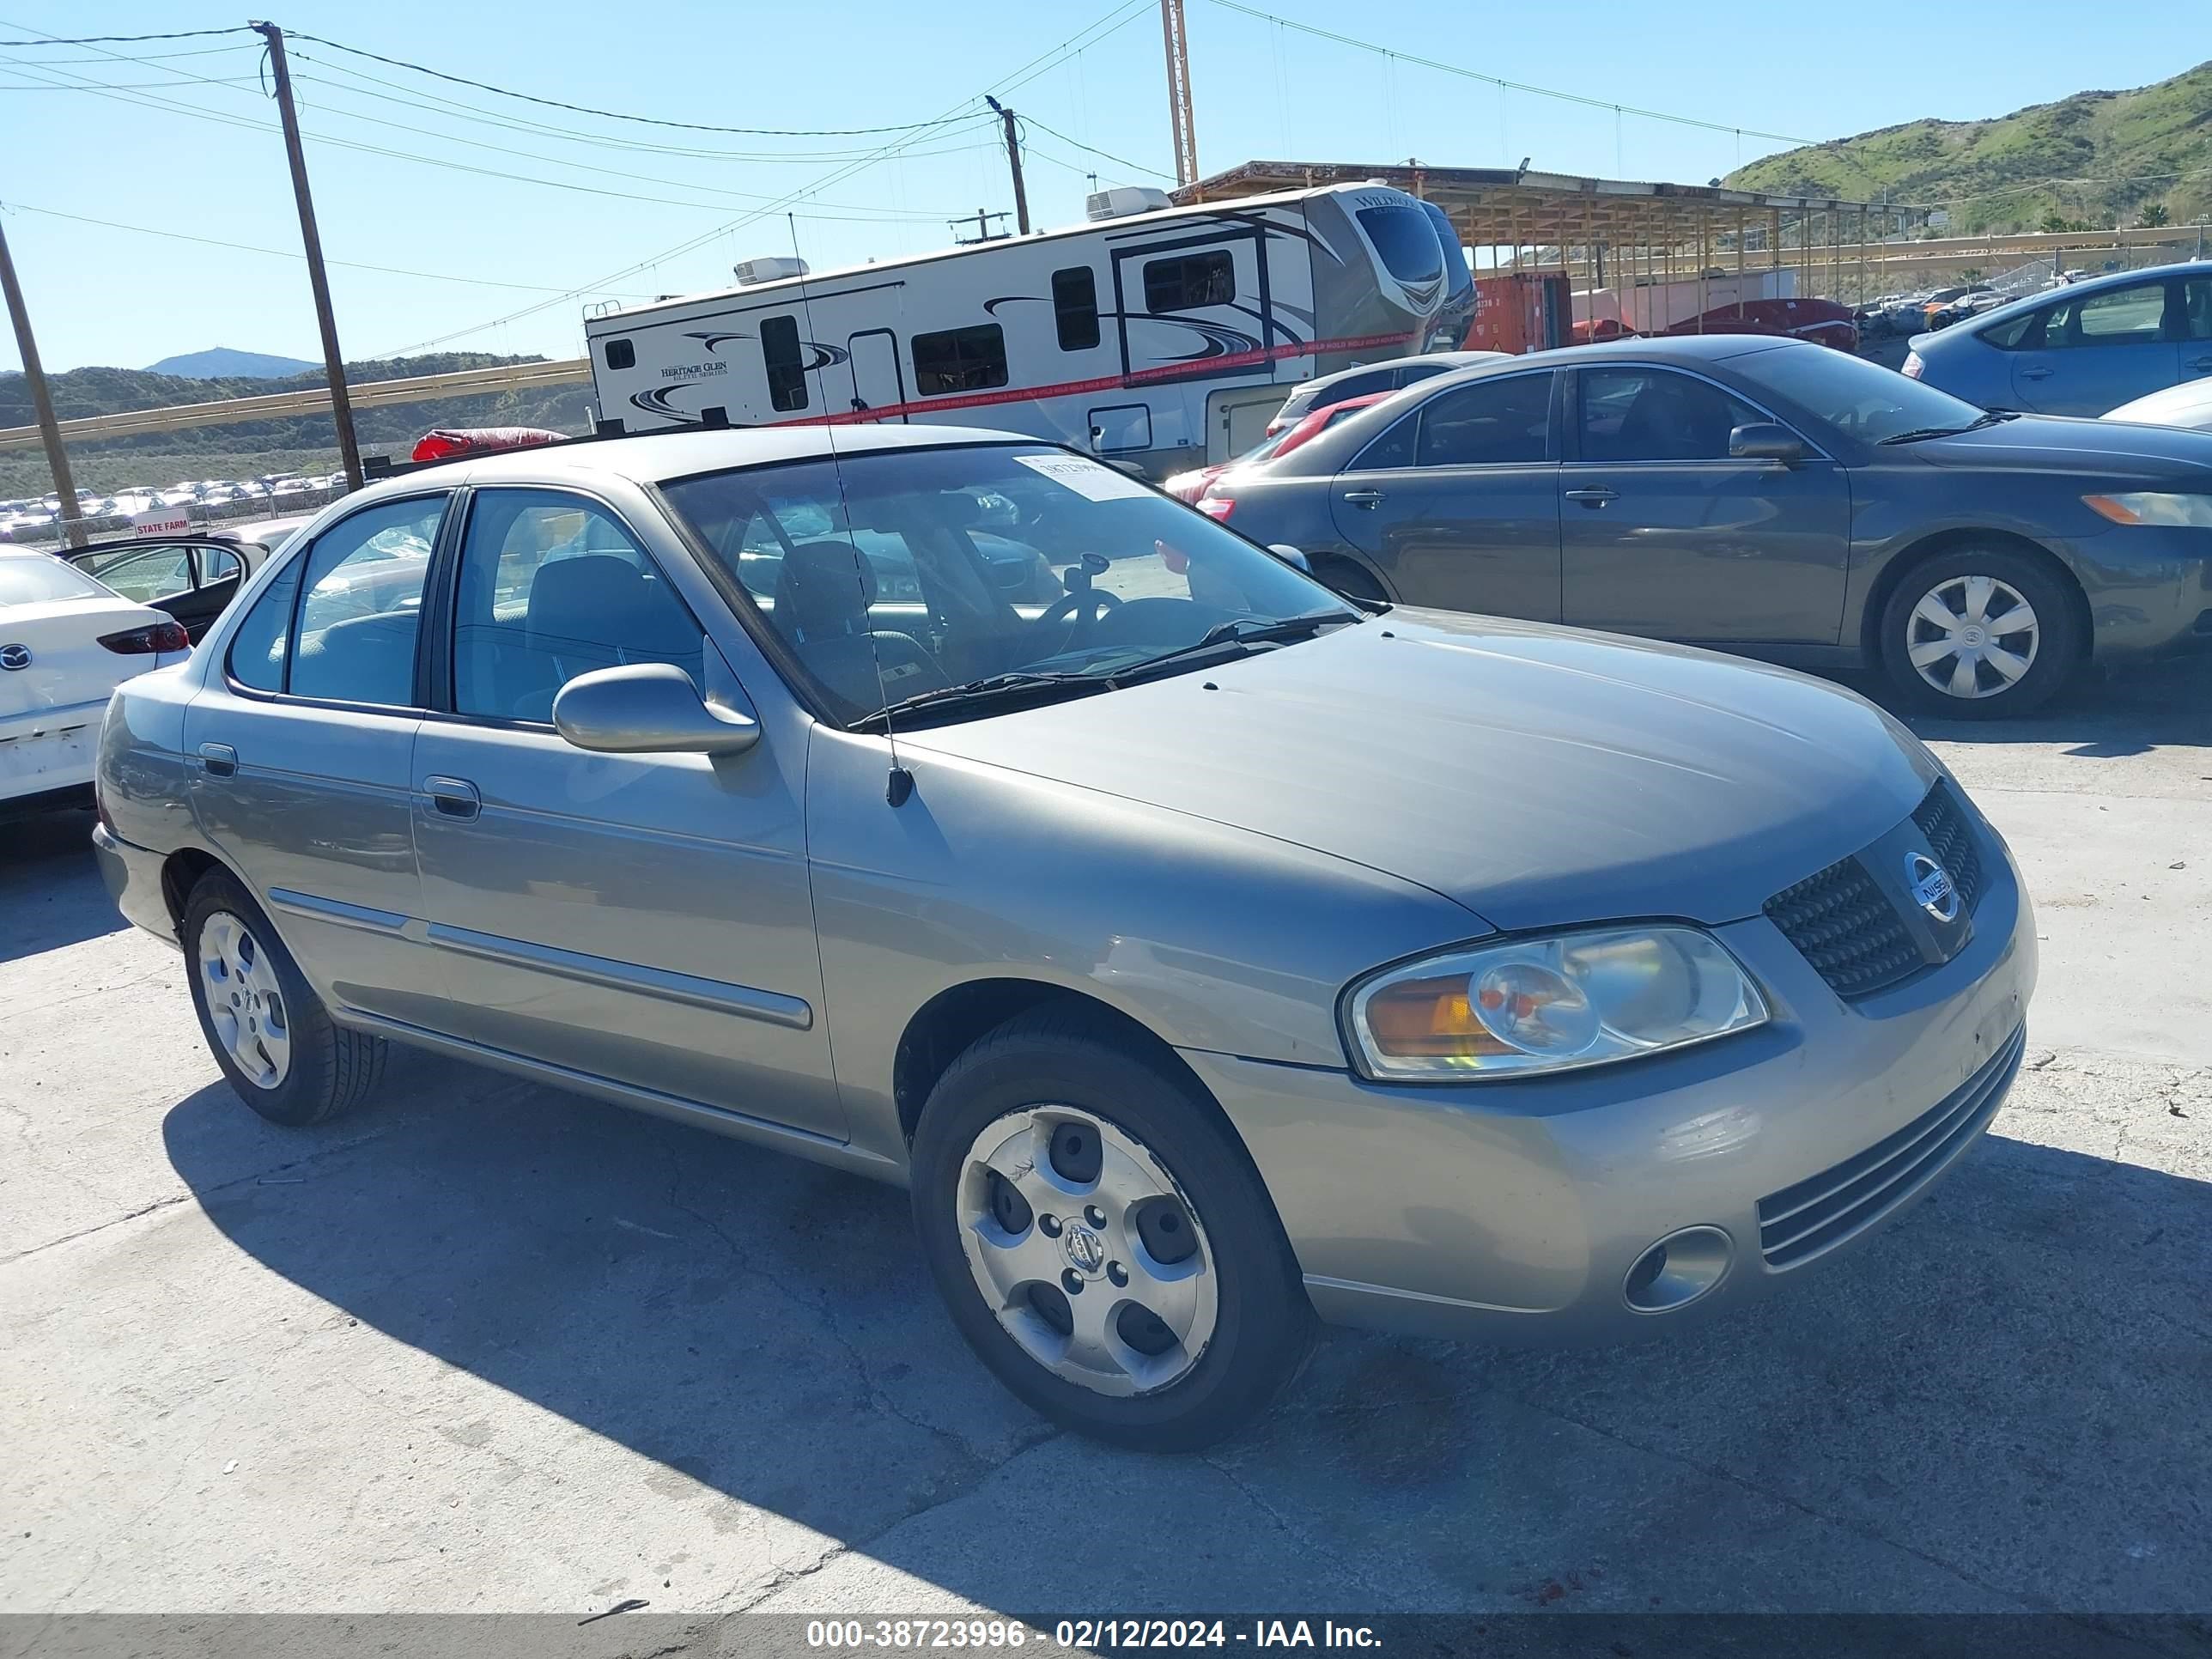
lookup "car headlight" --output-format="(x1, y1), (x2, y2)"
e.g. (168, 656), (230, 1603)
(1344, 926), (1768, 1081)
(2083, 491), (2212, 528)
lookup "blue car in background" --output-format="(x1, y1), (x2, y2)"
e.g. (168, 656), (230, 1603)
(1905, 262), (2212, 416)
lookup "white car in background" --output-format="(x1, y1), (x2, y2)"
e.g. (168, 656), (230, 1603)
(2102, 377), (2212, 433)
(0, 553), (191, 813)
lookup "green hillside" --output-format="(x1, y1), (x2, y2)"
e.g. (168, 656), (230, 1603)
(0, 352), (591, 495)
(1723, 61), (2212, 234)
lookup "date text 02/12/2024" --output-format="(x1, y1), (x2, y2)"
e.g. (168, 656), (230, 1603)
(804, 1620), (1384, 1650)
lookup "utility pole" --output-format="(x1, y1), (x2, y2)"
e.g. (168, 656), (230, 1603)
(1160, 0), (1198, 191)
(0, 216), (86, 548)
(984, 97), (1030, 234)
(251, 21), (363, 491)
(950, 210), (1010, 246)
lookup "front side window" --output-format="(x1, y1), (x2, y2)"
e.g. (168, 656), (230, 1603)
(662, 446), (1346, 725)
(912, 324), (1008, 396)
(1577, 368), (1764, 463)
(1144, 252), (1235, 313)
(1052, 267), (1101, 351)
(451, 490), (702, 722)
(761, 314), (808, 412)
(288, 495), (446, 706)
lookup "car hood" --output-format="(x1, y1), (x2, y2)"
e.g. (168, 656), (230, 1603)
(899, 610), (1939, 931)
(1911, 412), (2212, 477)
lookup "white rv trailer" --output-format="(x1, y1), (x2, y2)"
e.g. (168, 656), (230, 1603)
(583, 182), (1474, 477)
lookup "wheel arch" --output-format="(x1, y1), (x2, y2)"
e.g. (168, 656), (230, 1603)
(160, 845), (228, 933)
(1308, 549), (1390, 603)
(1858, 528), (2094, 665)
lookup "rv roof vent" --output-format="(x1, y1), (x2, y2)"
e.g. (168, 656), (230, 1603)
(733, 256), (809, 286)
(1085, 185), (1174, 222)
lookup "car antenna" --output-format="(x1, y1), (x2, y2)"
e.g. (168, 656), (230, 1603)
(788, 213), (914, 807)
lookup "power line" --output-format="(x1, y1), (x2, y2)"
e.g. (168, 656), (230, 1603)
(0, 74), (265, 90)
(1018, 112), (1173, 182)
(0, 25), (248, 45)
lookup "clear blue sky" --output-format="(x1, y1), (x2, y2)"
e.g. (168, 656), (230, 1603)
(0, 0), (2194, 372)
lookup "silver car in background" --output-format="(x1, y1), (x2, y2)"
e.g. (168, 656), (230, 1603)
(93, 427), (2035, 1450)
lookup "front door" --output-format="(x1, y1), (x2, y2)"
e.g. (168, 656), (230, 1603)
(1327, 369), (1562, 620)
(1559, 366), (1851, 645)
(2008, 277), (2183, 416)
(409, 486), (842, 1139)
(848, 327), (907, 422)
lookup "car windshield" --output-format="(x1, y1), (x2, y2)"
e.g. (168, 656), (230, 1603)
(1729, 344), (1988, 443)
(0, 556), (110, 606)
(660, 445), (1354, 726)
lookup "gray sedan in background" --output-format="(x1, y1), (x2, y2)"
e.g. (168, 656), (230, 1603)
(1202, 337), (2212, 715)
(96, 425), (2033, 1449)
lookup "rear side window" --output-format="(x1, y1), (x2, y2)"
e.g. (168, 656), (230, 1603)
(286, 496), (446, 706)
(761, 314), (808, 412)
(1318, 368), (1393, 405)
(1144, 251), (1235, 313)
(912, 324), (1008, 395)
(1414, 374), (1553, 466)
(2044, 283), (2169, 348)
(1052, 267), (1101, 351)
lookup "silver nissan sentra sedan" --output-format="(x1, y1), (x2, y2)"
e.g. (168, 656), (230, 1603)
(91, 425), (2035, 1450)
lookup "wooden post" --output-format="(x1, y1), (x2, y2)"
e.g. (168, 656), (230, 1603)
(987, 99), (1031, 235)
(0, 216), (86, 549)
(251, 21), (364, 491)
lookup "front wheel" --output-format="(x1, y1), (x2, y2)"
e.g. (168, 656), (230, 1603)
(1876, 547), (2083, 718)
(910, 1009), (1315, 1451)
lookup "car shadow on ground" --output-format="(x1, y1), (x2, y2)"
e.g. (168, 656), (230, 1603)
(1, 805), (126, 960)
(160, 1054), (2211, 1613)
(1836, 654), (2212, 756)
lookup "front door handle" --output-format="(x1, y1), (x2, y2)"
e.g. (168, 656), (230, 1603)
(2019, 366), (2053, 380)
(198, 741), (237, 778)
(425, 775), (481, 822)
(1565, 487), (1618, 507)
(1340, 489), (1385, 508)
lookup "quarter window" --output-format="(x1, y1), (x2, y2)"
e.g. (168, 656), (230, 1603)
(288, 495), (446, 707)
(225, 562), (300, 693)
(1052, 267), (1101, 350)
(912, 323), (1009, 395)
(761, 314), (809, 412)
(450, 490), (703, 723)
(1577, 368), (1763, 463)
(1144, 251), (1235, 313)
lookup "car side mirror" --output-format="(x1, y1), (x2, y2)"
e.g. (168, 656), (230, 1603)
(552, 663), (760, 756)
(1266, 543), (1314, 573)
(1729, 422), (1804, 464)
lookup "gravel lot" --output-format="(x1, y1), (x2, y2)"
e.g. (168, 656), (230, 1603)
(2, 656), (2206, 1629)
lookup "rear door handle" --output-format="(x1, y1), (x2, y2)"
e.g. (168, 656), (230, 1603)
(198, 741), (237, 777)
(2019, 366), (2053, 380)
(425, 775), (481, 822)
(2190, 356), (2212, 373)
(1565, 487), (1618, 507)
(1340, 489), (1385, 508)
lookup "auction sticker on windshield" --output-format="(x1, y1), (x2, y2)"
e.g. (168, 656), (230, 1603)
(1012, 453), (1153, 501)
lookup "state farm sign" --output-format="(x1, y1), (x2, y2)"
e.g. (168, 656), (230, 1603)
(131, 509), (192, 538)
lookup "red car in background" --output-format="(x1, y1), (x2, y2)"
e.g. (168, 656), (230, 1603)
(1164, 392), (1397, 505)
(1661, 296), (1857, 352)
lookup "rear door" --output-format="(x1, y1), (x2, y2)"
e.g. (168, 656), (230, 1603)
(2008, 277), (2182, 415)
(70, 538), (246, 640)
(1326, 368), (1562, 619)
(1559, 365), (1850, 645)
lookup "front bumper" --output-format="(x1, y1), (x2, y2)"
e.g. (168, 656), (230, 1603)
(91, 821), (180, 948)
(2074, 526), (2212, 660)
(1185, 832), (2036, 1346)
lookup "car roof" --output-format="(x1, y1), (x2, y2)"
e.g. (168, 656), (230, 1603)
(1289, 350), (1503, 396)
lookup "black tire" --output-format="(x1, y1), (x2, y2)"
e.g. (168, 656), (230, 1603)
(181, 869), (387, 1127)
(1310, 554), (1387, 605)
(1876, 544), (2084, 718)
(910, 1007), (1316, 1452)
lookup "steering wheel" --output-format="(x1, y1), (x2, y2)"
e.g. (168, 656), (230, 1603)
(1035, 586), (1122, 635)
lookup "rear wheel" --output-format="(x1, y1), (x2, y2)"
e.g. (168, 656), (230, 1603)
(182, 870), (386, 1127)
(1876, 546), (2082, 718)
(910, 1008), (1315, 1451)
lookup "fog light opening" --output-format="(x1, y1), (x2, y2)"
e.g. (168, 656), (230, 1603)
(1624, 1225), (1733, 1314)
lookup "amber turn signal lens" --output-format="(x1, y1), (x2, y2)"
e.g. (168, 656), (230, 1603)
(1360, 974), (1511, 1059)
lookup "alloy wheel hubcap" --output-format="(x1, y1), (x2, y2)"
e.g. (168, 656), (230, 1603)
(198, 911), (291, 1089)
(955, 1107), (1217, 1397)
(1905, 574), (2039, 701)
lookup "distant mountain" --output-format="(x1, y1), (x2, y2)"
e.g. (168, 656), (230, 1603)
(143, 347), (323, 380)
(1724, 61), (2212, 234)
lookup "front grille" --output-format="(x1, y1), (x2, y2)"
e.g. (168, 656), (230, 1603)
(1756, 1024), (2025, 1269)
(1913, 780), (1984, 915)
(1763, 858), (1923, 999)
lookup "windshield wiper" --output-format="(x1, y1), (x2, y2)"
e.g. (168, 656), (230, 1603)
(852, 670), (1105, 732)
(1096, 611), (1358, 684)
(1881, 410), (2018, 445)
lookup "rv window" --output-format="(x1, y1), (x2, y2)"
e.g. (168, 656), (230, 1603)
(603, 338), (635, 371)
(912, 324), (1009, 396)
(1144, 251), (1235, 313)
(761, 315), (809, 412)
(1052, 267), (1101, 351)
